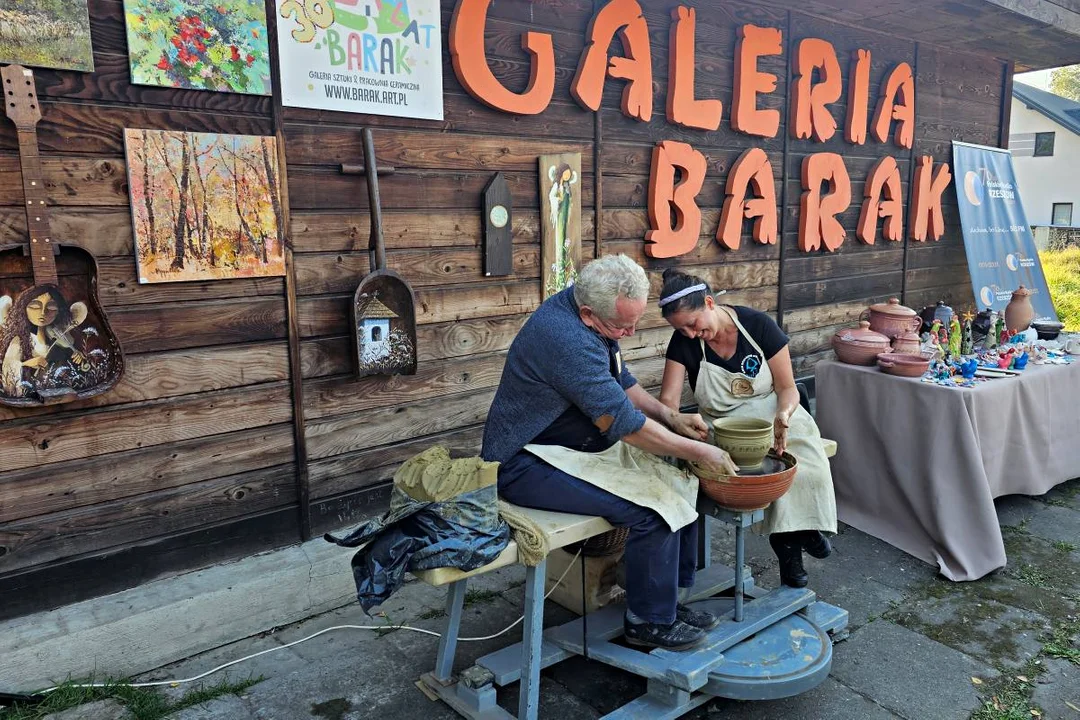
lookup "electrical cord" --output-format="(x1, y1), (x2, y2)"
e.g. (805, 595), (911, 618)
(35, 548), (584, 695)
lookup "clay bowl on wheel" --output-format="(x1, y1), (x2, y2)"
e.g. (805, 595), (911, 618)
(876, 351), (932, 378)
(711, 417), (774, 470)
(691, 451), (798, 511)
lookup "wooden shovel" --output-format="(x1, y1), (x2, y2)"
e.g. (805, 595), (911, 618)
(350, 128), (418, 379)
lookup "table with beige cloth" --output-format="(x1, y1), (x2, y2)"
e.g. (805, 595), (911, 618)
(815, 358), (1080, 581)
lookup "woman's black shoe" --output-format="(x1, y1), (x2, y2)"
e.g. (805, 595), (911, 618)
(769, 533), (809, 588)
(623, 619), (706, 651)
(800, 530), (832, 559)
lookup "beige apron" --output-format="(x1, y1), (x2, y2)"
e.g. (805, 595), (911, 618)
(522, 350), (699, 533)
(695, 307), (837, 535)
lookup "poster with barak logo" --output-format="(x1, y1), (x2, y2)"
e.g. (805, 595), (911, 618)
(276, 0), (443, 119)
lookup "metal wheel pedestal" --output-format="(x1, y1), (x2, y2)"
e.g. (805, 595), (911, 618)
(420, 505), (849, 720)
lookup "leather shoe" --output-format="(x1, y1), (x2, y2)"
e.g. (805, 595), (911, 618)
(800, 530), (832, 559)
(623, 618), (705, 651)
(676, 603), (720, 630)
(769, 533), (808, 588)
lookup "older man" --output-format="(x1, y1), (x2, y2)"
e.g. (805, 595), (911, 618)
(481, 254), (738, 651)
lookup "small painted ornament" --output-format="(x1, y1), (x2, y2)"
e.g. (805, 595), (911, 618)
(961, 318), (973, 356)
(993, 315), (1006, 348)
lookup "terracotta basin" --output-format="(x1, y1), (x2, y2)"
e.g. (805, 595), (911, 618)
(876, 351), (932, 378)
(692, 452), (797, 511)
(712, 417), (773, 470)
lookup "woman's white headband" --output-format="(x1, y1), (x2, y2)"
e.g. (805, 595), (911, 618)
(658, 283), (708, 308)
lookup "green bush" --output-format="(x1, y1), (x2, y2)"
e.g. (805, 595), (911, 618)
(1040, 246), (1080, 331)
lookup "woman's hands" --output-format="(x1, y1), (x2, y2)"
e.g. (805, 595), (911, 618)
(773, 409), (791, 455)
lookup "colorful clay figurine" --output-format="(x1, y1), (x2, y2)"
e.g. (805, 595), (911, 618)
(994, 314), (1006, 348)
(1014, 351), (1029, 370)
(948, 315), (962, 358)
(961, 317), (974, 356)
(960, 357), (978, 378)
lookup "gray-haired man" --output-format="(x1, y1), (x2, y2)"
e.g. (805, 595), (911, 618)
(481, 254), (737, 651)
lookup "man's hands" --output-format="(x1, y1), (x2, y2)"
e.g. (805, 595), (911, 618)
(667, 409), (709, 441)
(694, 444), (740, 477)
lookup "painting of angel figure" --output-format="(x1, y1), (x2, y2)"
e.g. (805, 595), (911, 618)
(539, 153), (582, 299)
(124, 129), (286, 283)
(0, 282), (121, 404)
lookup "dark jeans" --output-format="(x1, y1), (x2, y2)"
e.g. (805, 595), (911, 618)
(498, 451), (697, 625)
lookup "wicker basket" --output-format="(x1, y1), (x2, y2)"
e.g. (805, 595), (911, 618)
(564, 527), (630, 557)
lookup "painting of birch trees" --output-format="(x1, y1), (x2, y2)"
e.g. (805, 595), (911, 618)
(124, 129), (285, 283)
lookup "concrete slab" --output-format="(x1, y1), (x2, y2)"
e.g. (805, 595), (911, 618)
(165, 695), (256, 720)
(703, 677), (902, 719)
(42, 700), (133, 720)
(889, 595), (1049, 669)
(1031, 657), (1080, 720)
(1038, 478), (1080, 513)
(830, 621), (999, 720)
(1, 538), (357, 691)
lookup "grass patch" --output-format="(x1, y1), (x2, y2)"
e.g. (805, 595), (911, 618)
(416, 607), (446, 621)
(970, 662), (1045, 720)
(1043, 620), (1080, 666)
(0, 676), (260, 720)
(1008, 564), (1053, 590)
(464, 588), (502, 607)
(1053, 541), (1078, 554)
(1039, 246), (1080, 331)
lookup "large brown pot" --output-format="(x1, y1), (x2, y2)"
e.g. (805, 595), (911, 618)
(1004, 286), (1035, 333)
(832, 321), (892, 365)
(861, 298), (923, 340)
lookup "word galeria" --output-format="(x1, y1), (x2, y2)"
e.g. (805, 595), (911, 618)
(449, 0), (952, 256)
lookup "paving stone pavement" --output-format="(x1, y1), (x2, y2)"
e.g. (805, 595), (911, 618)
(15, 480), (1078, 720)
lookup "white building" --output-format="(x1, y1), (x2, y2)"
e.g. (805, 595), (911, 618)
(1009, 83), (1080, 228)
(358, 296), (398, 364)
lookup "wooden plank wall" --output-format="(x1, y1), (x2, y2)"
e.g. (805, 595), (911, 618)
(0, 0), (1006, 618)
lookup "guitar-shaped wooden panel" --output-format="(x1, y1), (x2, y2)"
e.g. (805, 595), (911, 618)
(0, 64), (124, 406)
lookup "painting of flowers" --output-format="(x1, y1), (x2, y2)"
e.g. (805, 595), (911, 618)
(0, 0), (94, 72)
(124, 129), (285, 283)
(124, 0), (270, 95)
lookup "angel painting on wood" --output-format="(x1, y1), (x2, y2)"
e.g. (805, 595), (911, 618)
(0, 286), (97, 400)
(540, 153), (582, 299)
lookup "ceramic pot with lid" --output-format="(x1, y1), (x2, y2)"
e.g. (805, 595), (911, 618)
(861, 298), (923, 340)
(1004, 286), (1035, 333)
(832, 321), (892, 365)
(891, 330), (922, 355)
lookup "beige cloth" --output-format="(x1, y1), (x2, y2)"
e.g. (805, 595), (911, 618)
(815, 358), (1080, 581)
(523, 441), (699, 532)
(693, 306), (837, 536)
(497, 499), (549, 566)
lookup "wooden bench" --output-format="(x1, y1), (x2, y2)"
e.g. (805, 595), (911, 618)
(414, 437), (837, 720)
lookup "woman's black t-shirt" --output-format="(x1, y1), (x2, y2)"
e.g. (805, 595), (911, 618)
(665, 306), (789, 391)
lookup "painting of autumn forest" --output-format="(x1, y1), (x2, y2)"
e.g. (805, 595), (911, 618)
(124, 129), (286, 283)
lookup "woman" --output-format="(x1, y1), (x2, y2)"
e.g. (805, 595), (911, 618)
(0, 285), (88, 399)
(657, 268), (837, 588)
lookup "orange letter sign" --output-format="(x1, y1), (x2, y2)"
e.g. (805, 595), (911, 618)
(732, 25), (782, 138)
(799, 153), (851, 252)
(845, 49), (871, 145)
(667, 6), (722, 131)
(572, 0), (653, 122)
(716, 148), (778, 250)
(856, 156), (904, 244)
(645, 141), (707, 258)
(790, 38), (842, 142)
(910, 156), (952, 242)
(872, 63), (915, 149)
(450, 0), (555, 115)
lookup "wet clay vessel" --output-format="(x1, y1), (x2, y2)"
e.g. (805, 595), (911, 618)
(711, 417), (774, 470)
(692, 452), (798, 511)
